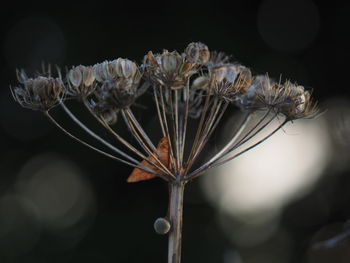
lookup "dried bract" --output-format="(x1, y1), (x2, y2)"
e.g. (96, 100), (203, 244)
(11, 70), (64, 111)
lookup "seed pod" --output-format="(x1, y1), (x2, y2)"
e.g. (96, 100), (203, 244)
(67, 65), (96, 98)
(93, 61), (109, 82)
(11, 72), (64, 111)
(115, 58), (138, 79)
(209, 64), (252, 102)
(154, 217), (171, 235)
(185, 42), (210, 64)
(160, 51), (182, 74)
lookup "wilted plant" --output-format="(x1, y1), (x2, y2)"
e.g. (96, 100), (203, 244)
(10, 42), (318, 263)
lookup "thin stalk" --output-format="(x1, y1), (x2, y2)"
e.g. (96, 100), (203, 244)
(212, 111), (278, 166)
(224, 111), (277, 155)
(126, 108), (157, 152)
(211, 120), (288, 168)
(159, 86), (177, 171)
(83, 101), (148, 160)
(184, 93), (212, 172)
(180, 82), (190, 167)
(122, 110), (174, 178)
(185, 93), (211, 168)
(82, 100), (173, 179)
(168, 181), (185, 263)
(61, 103), (140, 165)
(167, 88), (179, 173)
(45, 112), (159, 175)
(189, 99), (222, 164)
(154, 87), (167, 138)
(195, 102), (229, 156)
(197, 113), (252, 170)
(187, 120), (287, 180)
(174, 89), (181, 172)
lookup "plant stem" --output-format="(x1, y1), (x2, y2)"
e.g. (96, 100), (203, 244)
(168, 181), (185, 263)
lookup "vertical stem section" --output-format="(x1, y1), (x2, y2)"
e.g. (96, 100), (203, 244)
(168, 181), (185, 263)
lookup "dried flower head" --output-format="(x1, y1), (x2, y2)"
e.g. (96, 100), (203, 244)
(209, 64), (252, 102)
(66, 65), (96, 99)
(92, 58), (143, 109)
(235, 75), (275, 110)
(184, 42), (210, 64)
(9, 41), (320, 263)
(144, 46), (203, 89)
(11, 69), (64, 111)
(241, 76), (318, 119)
(93, 58), (139, 82)
(277, 82), (319, 120)
(94, 79), (136, 110)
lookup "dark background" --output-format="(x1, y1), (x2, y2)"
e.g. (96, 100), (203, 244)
(0, 1), (350, 262)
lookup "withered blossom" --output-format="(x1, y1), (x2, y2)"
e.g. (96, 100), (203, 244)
(66, 65), (96, 99)
(209, 64), (252, 102)
(11, 69), (64, 111)
(184, 42), (210, 64)
(10, 41), (320, 263)
(235, 74), (276, 110)
(144, 42), (207, 89)
(93, 58), (139, 82)
(144, 50), (187, 89)
(242, 78), (319, 119)
(92, 58), (143, 109)
(277, 82), (319, 120)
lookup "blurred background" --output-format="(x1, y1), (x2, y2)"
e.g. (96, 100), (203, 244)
(0, 1), (349, 262)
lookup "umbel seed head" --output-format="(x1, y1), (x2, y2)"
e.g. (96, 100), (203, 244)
(11, 70), (64, 112)
(67, 65), (96, 99)
(209, 64), (252, 102)
(185, 42), (210, 64)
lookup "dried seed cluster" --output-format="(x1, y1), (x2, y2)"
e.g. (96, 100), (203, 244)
(11, 69), (64, 111)
(10, 42), (319, 181)
(11, 42), (317, 121)
(9, 42), (321, 263)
